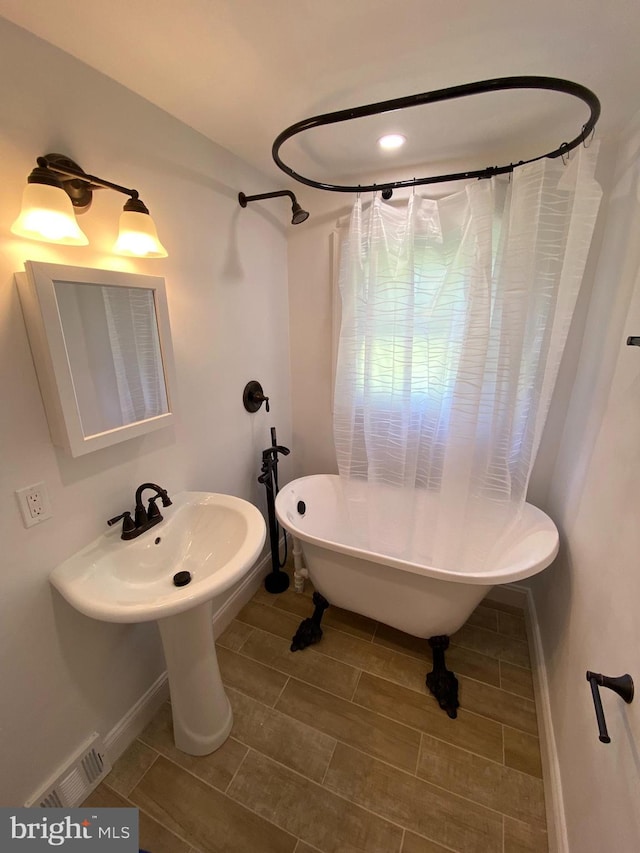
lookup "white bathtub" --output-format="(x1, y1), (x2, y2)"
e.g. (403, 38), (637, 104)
(275, 474), (559, 637)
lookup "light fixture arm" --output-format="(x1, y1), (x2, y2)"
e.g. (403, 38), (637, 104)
(36, 153), (147, 214)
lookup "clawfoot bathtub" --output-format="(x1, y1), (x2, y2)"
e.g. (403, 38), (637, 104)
(275, 474), (558, 716)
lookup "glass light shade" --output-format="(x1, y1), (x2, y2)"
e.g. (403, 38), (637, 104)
(113, 210), (168, 258)
(11, 183), (89, 245)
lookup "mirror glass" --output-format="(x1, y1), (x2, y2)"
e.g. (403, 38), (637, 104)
(17, 262), (176, 457)
(54, 281), (169, 437)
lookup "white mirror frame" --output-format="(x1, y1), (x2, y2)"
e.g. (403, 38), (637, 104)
(16, 261), (177, 457)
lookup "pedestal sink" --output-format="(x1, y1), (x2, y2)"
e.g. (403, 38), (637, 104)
(50, 491), (266, 756)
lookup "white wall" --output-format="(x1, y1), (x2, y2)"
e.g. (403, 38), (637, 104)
(530, 118), (640, 850)
(0, 18), (291, 806)
(287, 194), (350, 476)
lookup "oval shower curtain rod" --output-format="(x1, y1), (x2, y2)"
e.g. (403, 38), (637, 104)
(272, 75), (600, 196)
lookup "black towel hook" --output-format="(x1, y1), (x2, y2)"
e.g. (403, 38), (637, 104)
(586, 671), (634, 744)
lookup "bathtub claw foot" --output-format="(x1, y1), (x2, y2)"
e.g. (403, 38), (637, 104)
(290, 592), (330, 651)
(426, 635), (459, 719)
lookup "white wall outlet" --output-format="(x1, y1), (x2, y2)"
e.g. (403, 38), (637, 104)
(15, 481), (53, 528)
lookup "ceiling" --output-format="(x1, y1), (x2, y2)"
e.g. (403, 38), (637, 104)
(1, 0), (639, 189)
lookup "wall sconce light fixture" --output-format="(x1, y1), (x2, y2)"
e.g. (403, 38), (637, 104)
(238, 190), (309, 225)
(12, 153), (168, 258)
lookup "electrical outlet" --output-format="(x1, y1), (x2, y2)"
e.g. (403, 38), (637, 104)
(16, 482), (53, 528)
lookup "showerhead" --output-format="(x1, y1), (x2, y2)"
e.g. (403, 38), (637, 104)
(291, 199), (309, 225)
(238, 188), (310, 225)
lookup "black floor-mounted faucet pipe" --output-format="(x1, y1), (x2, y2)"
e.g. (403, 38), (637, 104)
(259, 427), (290, 593)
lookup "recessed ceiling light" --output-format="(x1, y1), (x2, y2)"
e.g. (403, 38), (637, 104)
(378, 133), (406, 151)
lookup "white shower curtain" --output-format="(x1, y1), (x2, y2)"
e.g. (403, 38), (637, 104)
(333, 145), (602, 570)
(102, 286), (168, 426)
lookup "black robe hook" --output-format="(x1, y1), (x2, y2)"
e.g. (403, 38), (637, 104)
(586, 670), (634, 743)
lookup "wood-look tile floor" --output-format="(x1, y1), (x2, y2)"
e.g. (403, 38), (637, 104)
(84, 575), (548, 853)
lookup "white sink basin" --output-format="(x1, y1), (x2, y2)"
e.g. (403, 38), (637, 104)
(50, 490), (266, 757)
(51, 491), (266, 623)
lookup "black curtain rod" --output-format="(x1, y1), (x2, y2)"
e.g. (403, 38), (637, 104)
(272, 76), (600, 196)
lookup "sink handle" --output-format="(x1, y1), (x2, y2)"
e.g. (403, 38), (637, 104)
(107, 511), (135, 535)
(148, 497), (163, 521)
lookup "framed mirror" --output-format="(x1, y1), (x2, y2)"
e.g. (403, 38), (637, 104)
(17, 261), (176, 457)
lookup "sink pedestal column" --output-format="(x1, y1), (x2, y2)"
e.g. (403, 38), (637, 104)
(158, 600), (233, 755)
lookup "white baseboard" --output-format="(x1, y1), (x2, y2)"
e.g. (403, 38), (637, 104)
(104, 672), (170, 765)
(103, 549), (271, 767)
(484, 581), (528, 609)
(212, 548), (271, 639)
(524, 586), (568, 853)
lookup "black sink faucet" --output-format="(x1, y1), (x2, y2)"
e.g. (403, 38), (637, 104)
(108, 483), (172, 540)
(134, 482), (173, 525)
